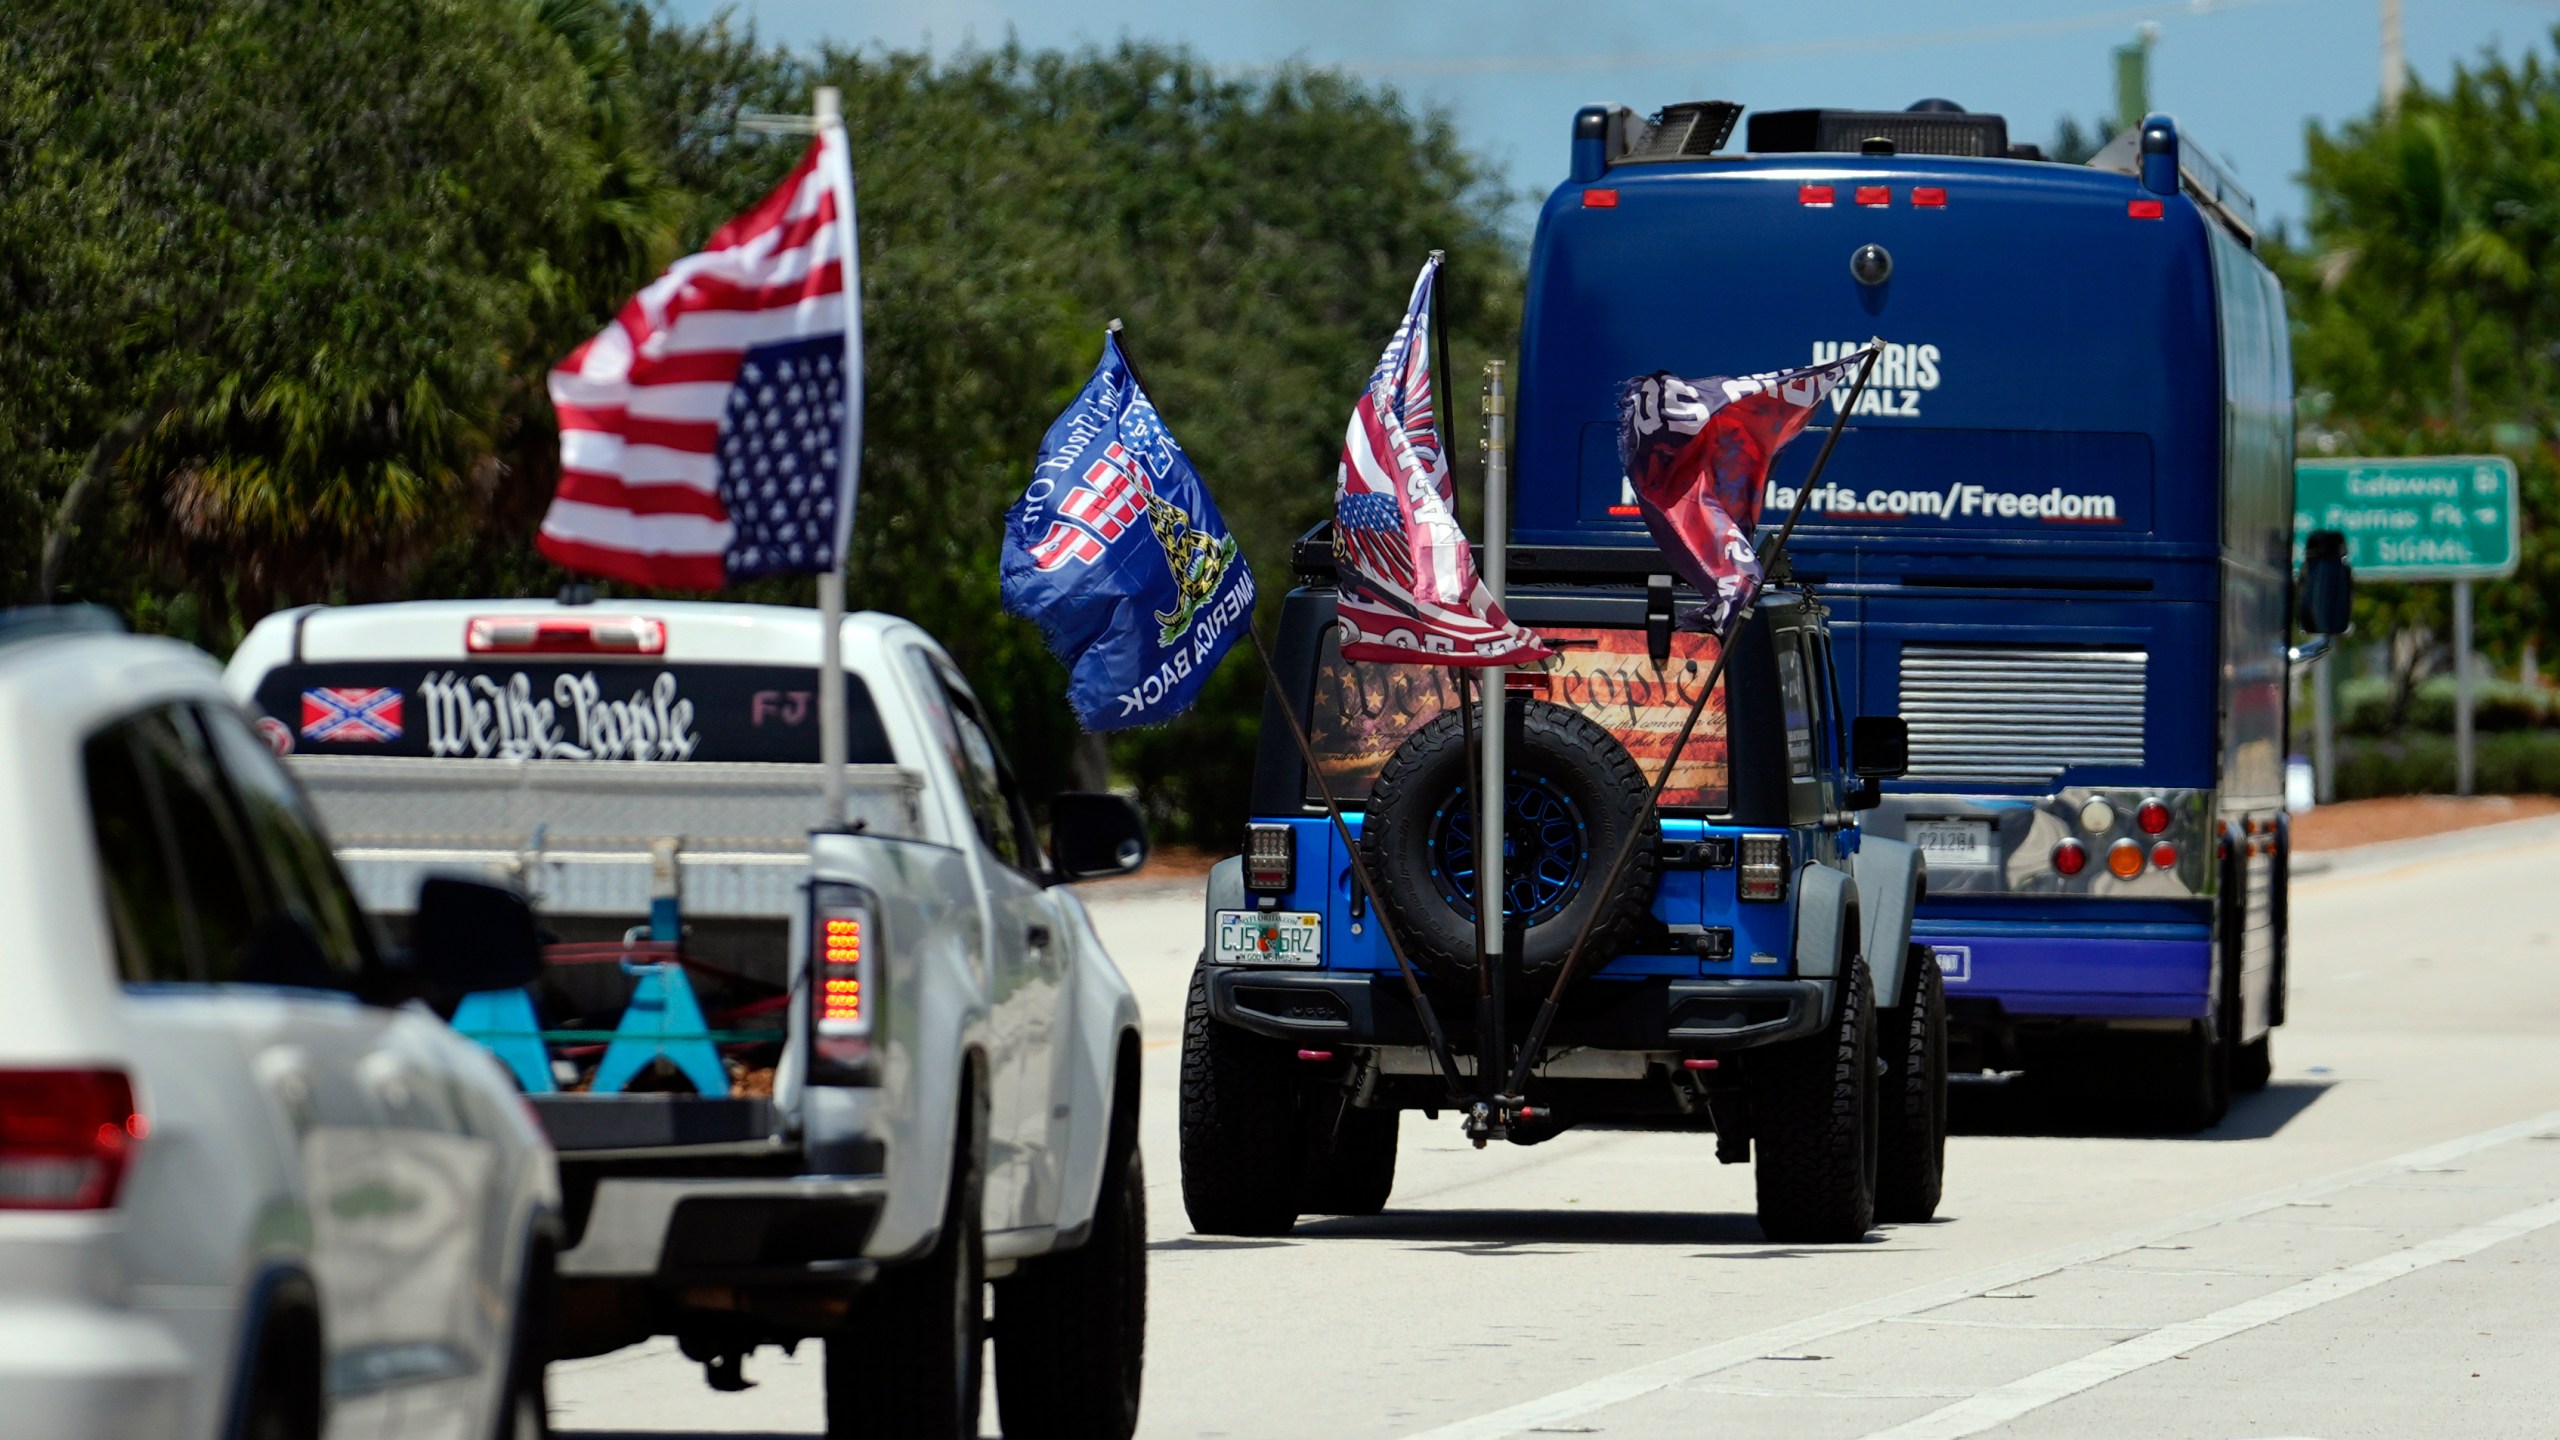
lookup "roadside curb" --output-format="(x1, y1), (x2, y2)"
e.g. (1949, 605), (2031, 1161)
(2292, 810), (2560, 882)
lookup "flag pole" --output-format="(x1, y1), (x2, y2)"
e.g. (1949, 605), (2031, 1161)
(814, 84), (857, 831)
(1105, 317), (1468, 1103)
(1498, 341), (1882, 1102)
(1472, 354), (1511, 1136)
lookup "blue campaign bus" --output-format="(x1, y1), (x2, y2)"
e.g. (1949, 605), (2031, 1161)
(1512, 100), (2341, 1127)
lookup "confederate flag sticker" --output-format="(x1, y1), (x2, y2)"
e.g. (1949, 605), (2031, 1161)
(300, 686), (404, 744)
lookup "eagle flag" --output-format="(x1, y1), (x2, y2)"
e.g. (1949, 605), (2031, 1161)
(540, 132), (861, 590)
(1616, 343), (1879, 632)
(1332, 256), (1550, 668)
(1002, 333), (1255, 732)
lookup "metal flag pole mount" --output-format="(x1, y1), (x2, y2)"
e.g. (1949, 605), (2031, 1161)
(1495, 341), (1885, 1105)
(1468, 357), (1511, 1145)
(814, 84), (852, 832)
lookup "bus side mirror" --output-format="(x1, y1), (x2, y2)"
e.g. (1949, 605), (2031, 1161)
(2296, 529), (2353, 636)
(1852, 715), (1909, 779)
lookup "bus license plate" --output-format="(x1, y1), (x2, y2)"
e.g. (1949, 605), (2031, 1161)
(1215, 910), (1323, 966)
(1910, 818), (1994, 868)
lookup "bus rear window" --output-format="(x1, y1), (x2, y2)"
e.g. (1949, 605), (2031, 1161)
(249, 662), (895, 765)
(1305, 626), (1728, 810)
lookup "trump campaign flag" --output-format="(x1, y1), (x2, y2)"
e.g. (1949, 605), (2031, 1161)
(1002, 332), (1255, 731)
(1333, 257), (1548, 667)
(539, 130), (861, 590)
(1616, 344), (1879, 631)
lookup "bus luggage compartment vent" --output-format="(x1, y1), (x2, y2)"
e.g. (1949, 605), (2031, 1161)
(1897, 645), (2145, 783)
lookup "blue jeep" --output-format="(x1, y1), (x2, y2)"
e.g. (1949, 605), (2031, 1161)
(1179, 539), (1941, 1243)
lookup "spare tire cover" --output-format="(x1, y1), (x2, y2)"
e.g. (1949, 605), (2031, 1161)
(1360, 698), (1658, 981)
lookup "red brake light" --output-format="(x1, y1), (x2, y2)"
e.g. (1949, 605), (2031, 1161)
(466, 615), (666, 655)
(1855, 185), (1890, 207)
(2128, 198), (2165, 220)
(810, 885), (878, 1066)
(1799, 185), (1836, 207)
(2052, 839), (2088, 876)
(1245, 824), (1296, 892)
(2136, 799), (2171, 835)
(0, 1070), (141, 1210)
(2150, 841), (2179, 870)
(1911, 186), (1947, 208)
(1582, 188), (1619, 209)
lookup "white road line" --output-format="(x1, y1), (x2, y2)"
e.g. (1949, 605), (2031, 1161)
(1864, 1196), (2560, 1440)
(1397, 1108), (2560, 1440)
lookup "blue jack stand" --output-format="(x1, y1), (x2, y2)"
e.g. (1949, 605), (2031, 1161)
(453, 988), (557, 1094)
(590, 961), (731, 1097)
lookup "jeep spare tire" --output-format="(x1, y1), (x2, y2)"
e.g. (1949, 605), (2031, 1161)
(1361, 698), (1658, 983)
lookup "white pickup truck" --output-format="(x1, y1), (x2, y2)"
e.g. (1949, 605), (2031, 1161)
(224, 599), (1150, 1440)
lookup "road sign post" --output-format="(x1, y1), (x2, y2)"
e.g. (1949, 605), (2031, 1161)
(2295, 456), (2520, 799)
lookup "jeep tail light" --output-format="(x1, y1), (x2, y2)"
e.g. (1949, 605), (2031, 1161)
(466, 615), (666, 655)
(2052, 838), (2088, 876)
(2136, 798), (2171, 835)
(1245, 824), (1295, 892)
(2107, 838), (2145, 879)
(810, 884), (877, 1052)
(0, 1070), (141, 1210)
(1738, 834), (1789, 902)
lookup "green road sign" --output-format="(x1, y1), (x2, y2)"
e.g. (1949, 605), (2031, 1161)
(2294, 455), (2520, 580)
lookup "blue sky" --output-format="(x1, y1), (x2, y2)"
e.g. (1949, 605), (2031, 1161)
(676, 0), (2560, 239)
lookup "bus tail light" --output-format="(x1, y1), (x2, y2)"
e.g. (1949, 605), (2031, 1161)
(2136, 798), (2172, 835)
(1245, 824), (1295, 892)
(1799, 185), (1836, 207)
(2107, 838), (2145, 879)
(2052, 839), (2088, 876)
(2128, 198), (2165, 220)
(1911, 186), (1947, 208)
(2150, 841), (2179, 870)
(1739, 834), (1789, 901)
(1854, 185), (1891, 207)
(0, 1070), (142, 1210)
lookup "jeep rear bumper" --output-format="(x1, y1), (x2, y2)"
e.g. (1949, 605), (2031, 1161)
(1204, 966), (1833, 1054)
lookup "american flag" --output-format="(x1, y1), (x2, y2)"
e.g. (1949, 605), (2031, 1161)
(1333, 257), (1549, 668)
(539, 132), (860, 591)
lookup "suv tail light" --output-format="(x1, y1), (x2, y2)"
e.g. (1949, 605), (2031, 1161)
(0, 1070), (142, 1210)
(809, 884), (878, 1076)
(466, 615), (666, 655)
(1244, 824), (1295, 892)
(1738, 834), (1789, 902)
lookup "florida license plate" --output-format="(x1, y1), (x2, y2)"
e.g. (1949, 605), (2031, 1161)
(1910, 818), (1994, 868)
(1215, 910), (1323, 966)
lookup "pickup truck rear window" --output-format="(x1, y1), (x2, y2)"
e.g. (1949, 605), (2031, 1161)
(249, 662), (895, 765)
(1305, 626), (1729, 810)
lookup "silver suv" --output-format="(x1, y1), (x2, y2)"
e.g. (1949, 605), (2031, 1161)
(0, 608), (560, 1439)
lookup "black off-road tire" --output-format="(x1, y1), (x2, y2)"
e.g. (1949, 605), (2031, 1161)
(1361, 699), (1659, 982)
(1179, 962), (1302, 1235)
(1876, 945), (1948, 1224)
(1301, 1096), (1398, 1216)
(995, 1141), (1147, 1439)
(1751, 955), (1880, 1244)
(828, 1086), (984, 1440)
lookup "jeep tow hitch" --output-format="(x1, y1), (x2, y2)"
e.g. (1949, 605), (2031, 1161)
(1463, 1094), (1545, 1148)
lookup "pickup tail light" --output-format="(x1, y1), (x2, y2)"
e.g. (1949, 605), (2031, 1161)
(0, 1070), (142, 1210)
(1244, 824), (1295, 893)
(810, 885), (879, 1076)
(1738, 834), (1789, 902)
(466, 615), (666, 655)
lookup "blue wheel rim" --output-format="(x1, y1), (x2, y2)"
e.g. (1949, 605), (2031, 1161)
(1426, 771), (1591, 927)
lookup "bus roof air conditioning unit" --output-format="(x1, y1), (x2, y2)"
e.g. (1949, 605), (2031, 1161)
(1747, 106), (2009, 158)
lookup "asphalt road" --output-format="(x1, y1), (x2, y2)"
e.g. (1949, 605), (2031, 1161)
(550, 817), (2560, 1439)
